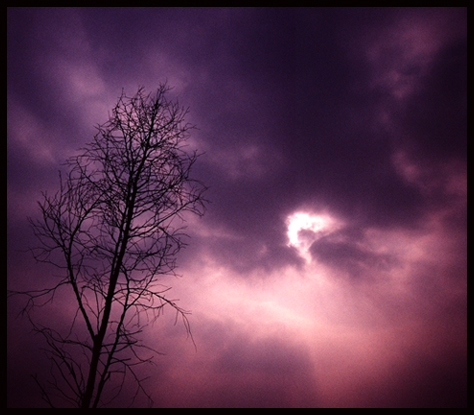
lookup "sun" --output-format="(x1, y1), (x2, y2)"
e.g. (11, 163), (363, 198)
(286, 211), (339, 261)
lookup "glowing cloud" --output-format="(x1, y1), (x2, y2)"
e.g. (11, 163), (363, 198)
(286, 212), (340, 261)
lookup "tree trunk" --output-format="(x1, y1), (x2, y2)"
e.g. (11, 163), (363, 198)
(81, 180), (137, 408)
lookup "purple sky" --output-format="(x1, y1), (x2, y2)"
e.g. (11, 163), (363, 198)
(7, 8), (467, 408)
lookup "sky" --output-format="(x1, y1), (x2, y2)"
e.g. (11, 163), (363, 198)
(7, 7), (467, 408)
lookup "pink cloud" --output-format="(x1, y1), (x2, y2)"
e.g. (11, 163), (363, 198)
(130, 200), (466, 407)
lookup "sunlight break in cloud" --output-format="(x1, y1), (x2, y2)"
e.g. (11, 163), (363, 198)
(286, 212), (340, 262)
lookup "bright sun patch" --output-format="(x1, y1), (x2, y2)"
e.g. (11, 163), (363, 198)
(286, 212), (339, 261)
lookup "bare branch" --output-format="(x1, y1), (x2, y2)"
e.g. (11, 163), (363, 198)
(11, 83), (208, 407)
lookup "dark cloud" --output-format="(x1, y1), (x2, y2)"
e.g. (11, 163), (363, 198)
(395, 38), (467, 163)
(309, 226), (396, 279)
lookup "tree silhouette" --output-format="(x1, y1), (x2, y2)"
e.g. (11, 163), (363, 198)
(10, 84), (207, 407)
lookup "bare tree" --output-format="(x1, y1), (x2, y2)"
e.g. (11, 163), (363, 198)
(10, 85), (207, 407)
